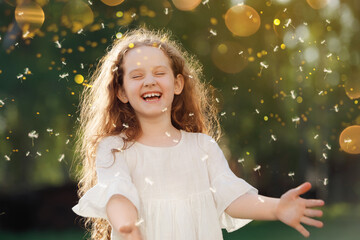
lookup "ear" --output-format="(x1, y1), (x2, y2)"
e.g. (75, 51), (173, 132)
(174, 74), (184, 95)
(117, 87), (129, 103)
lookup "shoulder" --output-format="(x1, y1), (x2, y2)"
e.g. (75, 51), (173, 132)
(97, 134), (125, 153)
(182, 131), (217, 150)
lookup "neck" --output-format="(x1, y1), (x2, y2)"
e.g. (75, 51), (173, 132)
(136, 113), (181, 146)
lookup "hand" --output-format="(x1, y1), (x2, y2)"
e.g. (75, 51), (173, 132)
(275, 182), (324, 237)
(119, 223), (143, 240)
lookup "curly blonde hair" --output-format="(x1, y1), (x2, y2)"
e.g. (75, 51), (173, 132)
(74, 28), (221, 239)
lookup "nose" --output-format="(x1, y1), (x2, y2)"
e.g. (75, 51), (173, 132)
(143, 75), (156, 87)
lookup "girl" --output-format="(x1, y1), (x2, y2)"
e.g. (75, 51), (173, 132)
(72, 28), (324, 240)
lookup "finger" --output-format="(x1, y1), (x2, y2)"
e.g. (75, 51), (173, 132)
(294, 182), (312, 196)
(301, 216), (324, 228)
(295, 224), (310, 238)
(119, 224), (133, 234)
(305, 199), (325, 208)
(304, 208), (323, 218)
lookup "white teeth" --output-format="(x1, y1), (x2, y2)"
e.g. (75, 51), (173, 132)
(142, 92), (161, 98)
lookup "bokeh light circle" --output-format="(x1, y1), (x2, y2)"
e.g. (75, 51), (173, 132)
(61, 0), (94, 33)
(306, 0), (328, 10)
(345, 78), (360, 100)
(339, 125), (360, 154)
(74, 74), (84, 84)
(15, 2), (45, 37)
(100, 0), (124, 6)
(211, 41), (248, 74)
(225, 5), (261, 37)
(172, 0), (201, 11)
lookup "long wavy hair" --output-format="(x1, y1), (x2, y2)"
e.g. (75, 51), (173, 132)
(74, 28), (221, 239)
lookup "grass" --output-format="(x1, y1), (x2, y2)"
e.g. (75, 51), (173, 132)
(1, 205), (359, 240)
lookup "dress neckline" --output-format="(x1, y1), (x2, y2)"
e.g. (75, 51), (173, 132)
(134, 130), (185, 150)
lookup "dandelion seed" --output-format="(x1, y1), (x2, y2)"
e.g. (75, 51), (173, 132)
(23, 31), (30, 38)
(321, 40), (326, 45)
(255, 109), (260, 114)
(77, 29), (83, 34)
(209, 187), (216, 193)
(161, 107), (168, 112)
(288, 172), (295, 180)
(299, 66), (303, 72)
(122, 123), (129, 128)
(131, 13), (136, 18)
(17, 11), (24, 16)
(344, 138), (352, 143)
(323, 178), (328, 185)
(326, 19), (331, 24)
(323, 68), (332, 73)
(24, 68), (31, 75)
(62, 61), (66, 65)
(55, 133), (60, 136)
(260, 62), (269, 69)
(173, 139), (179, 143)
(271, 134), (277, 141)
(145, 177), (154, 185)
(189, 113), (194, 116)
(47, 128), (53, 133)
(5, 155), (10, 161)
(101, 23), (105, 29)
(112, 123), (117, 128)
(15, 42), (19, 47)
(0, 100), (4, 106)
(26, 151), (30, 157)
(36, 152), (42, 157)
(65, 139), (70, 144)
(59, 73), (69, 79)
(273, 45), (279, 52)
(292, 117), (300, 122)
(325, 144), (331, 150)
(164, 8), (169, 15)
(55, 40), (61, 48)
(58, 154), (65, 162)
(112, 66), (118, 72)
(188, 75), (193, 79)
(201, 155), (209, 161)
(209, 29), (217, 36)
(202, 0), (209, 5)
(290, 90), (296, 99)
(220, 112), (226, 116)
(258, 196), (265, 203)
(334, 104), (339, 112)
(28, 130), (39, 139)
(283, 8), (287, 12)
(135, 218), (144, 226)
(326, 53), (332, 58)
(88, 0), (92, 5)
(165, 131), (171, 137)
(314, 134), (319, 139)
(17, 74), (23, 79)
(298, 37), (304, 43)
(284, 18), (292, 27)
(237, 158), (244, 166)
(239, 50), (244, 55)
(253, 165), (261, 175)
(318, 90), (324, 95)
(303, 22), (308, 25)
(215, 98), (219, 103)
(80, 63), (84, 69)
(232, 86), (239, 91)
(322, 153), (328, 159)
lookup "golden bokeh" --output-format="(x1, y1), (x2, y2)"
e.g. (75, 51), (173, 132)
(306, 0), (328, 10)
(172, 0), (201, 11)
(225, 4), (261, 37)
(15, 2), (45, 38)
(339, 125), (360, 154)
(101, 0), (124, 6)
(211, 41), (248, 74)
(345, 78), (360, 100)
(61, 0), (94, 33)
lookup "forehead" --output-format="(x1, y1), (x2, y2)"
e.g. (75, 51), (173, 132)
(123, 46), (171, 72)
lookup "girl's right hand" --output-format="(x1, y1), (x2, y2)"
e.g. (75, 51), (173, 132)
(119, 224), (144, 240)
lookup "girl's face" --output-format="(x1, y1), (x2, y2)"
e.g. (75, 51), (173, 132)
(117, 46), (184, 120)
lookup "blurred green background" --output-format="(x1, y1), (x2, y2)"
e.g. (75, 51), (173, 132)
(0, 0), (359, 239)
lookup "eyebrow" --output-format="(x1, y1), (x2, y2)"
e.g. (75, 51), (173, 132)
(127, 65), (169, 74)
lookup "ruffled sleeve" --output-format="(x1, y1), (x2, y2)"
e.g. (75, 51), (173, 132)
(197, 133), (258, 232)
(72, 136), (140, 220)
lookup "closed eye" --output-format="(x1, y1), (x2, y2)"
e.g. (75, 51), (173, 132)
(155, 72), (165, 76)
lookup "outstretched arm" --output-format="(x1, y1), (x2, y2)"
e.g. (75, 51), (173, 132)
(225, 182), (324, 237)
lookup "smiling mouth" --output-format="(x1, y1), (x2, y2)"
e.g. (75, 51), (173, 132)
(142, 92), (162, 101)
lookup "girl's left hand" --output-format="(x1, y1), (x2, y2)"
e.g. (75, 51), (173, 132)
(275, 182), (325, 238)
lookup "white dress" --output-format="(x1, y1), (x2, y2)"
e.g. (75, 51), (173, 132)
(72, 130), (258, 240)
